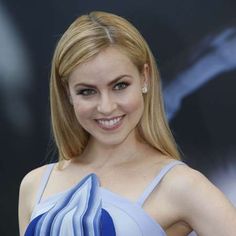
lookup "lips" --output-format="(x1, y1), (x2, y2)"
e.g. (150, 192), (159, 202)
(95, 115), (124, 130)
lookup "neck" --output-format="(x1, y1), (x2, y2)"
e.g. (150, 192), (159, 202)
(77, 130), (148, 169)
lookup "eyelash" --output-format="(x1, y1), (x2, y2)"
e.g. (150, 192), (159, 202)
(113, 82), (129, 90)
(76, 82), (129, 96)
(76, 89), (96, 96)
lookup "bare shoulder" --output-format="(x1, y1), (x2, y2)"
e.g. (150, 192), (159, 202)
(162, 163), (236, 236)
(19, 165), (48, 200)
(21, 164), (47, 183)
(162, 162), (208, 191)
(18, 164), (51, 236)
(162, 163), (233, 208)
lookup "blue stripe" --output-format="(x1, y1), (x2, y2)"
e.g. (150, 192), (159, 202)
(25, 174), (116, 236)
(25, 214), (44, 236)
(101, 209), (116, 236)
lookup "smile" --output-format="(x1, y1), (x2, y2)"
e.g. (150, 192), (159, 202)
(95, 115), (124, 130)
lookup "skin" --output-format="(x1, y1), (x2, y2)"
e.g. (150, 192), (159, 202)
(19, 47), (236, 236)
(68, 46), (148, 149)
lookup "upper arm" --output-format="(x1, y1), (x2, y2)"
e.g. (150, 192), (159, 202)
(18, 173), (33, 236)
(167, 166), (236, 236)
(18, 166), (46, 236)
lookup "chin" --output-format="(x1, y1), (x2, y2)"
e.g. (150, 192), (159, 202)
(91, 130), (134, 147)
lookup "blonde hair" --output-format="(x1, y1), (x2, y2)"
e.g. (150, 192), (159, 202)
(50, 11), (181, 161)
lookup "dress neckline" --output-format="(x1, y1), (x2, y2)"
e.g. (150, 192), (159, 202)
(39, 160), (184, 206)
(39, 173), (137, 205)
(36, 173), (167, 235)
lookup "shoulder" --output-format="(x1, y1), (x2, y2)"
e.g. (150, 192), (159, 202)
(19, 163), (59, 204)
(161, 163), (225, 207)
(19, 164), (49, 212)
(20, 165), (48, 199)
(162, 163), (236, 235)
(162, 162), (207, 192)
(18, 164), (51, 235)
(21, 165), (47, 184)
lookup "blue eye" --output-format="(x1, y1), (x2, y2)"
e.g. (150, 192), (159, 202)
(77, 89), (96, 96)
(113, 82), (129, 90)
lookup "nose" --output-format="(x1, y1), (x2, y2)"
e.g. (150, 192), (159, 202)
(97, 92), (117, 115)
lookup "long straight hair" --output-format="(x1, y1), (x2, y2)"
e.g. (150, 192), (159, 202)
(50, 11), (181, 161)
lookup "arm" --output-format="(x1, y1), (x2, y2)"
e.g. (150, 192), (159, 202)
(18, 166), (46, 236)
(167, 165), (236, 236)
(18, 172), (34, 236)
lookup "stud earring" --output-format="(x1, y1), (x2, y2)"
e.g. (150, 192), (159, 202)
(142, 86), (148, 94)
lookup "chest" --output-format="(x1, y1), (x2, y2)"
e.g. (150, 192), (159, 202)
(31, 176), (168, 236)
(32, 161), (191, 235)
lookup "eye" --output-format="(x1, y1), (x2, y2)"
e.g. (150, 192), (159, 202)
(113, 82), (129, 90)
(76, 88), (96, 96)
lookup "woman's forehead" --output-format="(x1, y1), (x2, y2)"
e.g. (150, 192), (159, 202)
(69, 47), (139, 85)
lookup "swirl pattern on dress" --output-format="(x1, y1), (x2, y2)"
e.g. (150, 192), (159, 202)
(25, 174), (116, 236)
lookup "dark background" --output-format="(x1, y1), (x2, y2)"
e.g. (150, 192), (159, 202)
(1, 1), (236, 235)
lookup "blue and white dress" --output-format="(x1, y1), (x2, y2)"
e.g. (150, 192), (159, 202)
(25, 161), (185, 236)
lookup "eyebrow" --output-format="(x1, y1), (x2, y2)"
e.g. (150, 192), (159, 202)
(73, 75), (131, 88)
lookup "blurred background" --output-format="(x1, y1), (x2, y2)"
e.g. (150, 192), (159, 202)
(1, 0), (236, 235)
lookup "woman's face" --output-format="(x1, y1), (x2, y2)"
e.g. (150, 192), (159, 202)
(68, 46), (149, 147)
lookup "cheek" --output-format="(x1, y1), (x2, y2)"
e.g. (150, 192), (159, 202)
(119, 91), (144, 113)
(73, 100), (95, 120)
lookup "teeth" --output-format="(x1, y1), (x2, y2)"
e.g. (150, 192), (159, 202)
(97, 116), (122, 127)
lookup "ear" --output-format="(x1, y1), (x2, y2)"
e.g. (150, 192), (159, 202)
(141, 63), (150, 89)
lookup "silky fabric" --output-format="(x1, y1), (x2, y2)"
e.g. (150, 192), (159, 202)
(26, 160), (185, 236)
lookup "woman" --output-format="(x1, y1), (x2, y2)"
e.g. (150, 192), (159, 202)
(18, 11), (236, 236)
